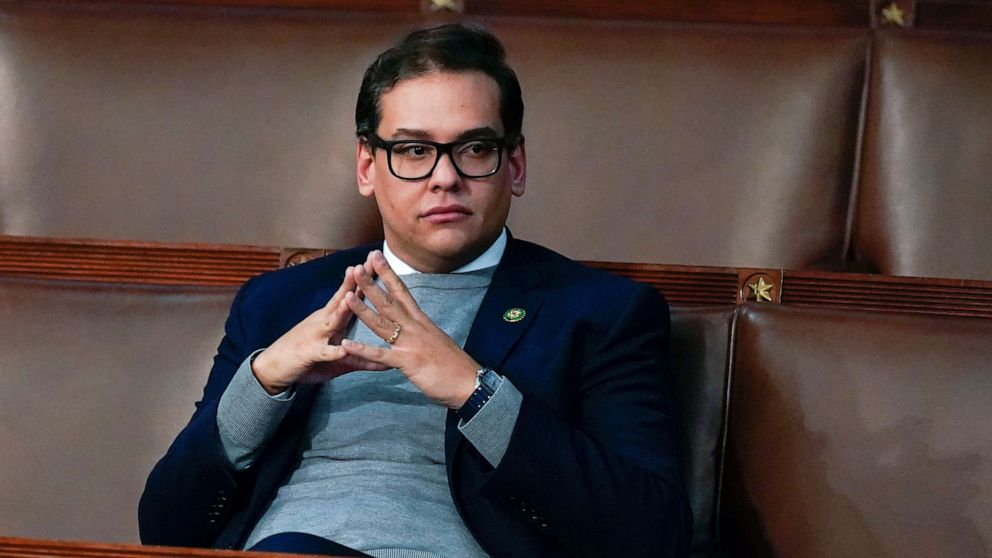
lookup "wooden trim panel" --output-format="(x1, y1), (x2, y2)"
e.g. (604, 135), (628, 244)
(467, 0), (871, 26)
(112, 0), (415, 13)
(71, 0), (992, 30)
(581, 261), (739, 306)
(2, 235), (991, 318)
(0, 236), (279, 286)
(782, 270), (992, 319)
(33, 0), (992, 31)
(67, 0), (873, 26)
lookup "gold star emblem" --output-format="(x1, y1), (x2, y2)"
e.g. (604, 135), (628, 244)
(747, 277), (774, 303)
(881, 2), (906, 26)
(429, 0), (459, 11)
(503, 308), (526, 323)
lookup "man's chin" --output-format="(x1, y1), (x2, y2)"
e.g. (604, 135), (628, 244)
(425, 241), (477, 263)
(417, 235), (490, 270)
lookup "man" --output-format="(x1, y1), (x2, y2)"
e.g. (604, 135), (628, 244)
(140, 23), (691, 557)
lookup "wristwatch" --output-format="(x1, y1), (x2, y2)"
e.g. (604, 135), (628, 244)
(458, 367), (502, 421)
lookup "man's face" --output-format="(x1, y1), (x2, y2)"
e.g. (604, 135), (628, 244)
(357, 70), (526, 273)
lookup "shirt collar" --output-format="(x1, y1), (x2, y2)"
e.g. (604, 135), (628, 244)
(383, 228), (508, 276)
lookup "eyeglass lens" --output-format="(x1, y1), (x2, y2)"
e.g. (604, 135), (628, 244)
(389, 141), (501, 179)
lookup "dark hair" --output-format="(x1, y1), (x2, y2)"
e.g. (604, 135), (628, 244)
(355, 23), (524, 147)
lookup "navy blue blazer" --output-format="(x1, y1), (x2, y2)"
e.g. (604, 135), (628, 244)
(139, 238), (691, 557)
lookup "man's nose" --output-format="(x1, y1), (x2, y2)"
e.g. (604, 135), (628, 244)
(428, 152), (462, 191)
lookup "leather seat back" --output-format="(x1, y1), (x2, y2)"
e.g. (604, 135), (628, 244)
(0, 277), (236, 543)
(1, 3), (865, 271)
(0, 275), (736, 551)
(721, 304), (992, 557)
(854, 31), (992, 280)
(670, 304), (735, 557)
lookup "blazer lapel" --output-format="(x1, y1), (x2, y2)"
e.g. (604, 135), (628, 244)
(446, 239), (545, 463)
(463, 244), (544, 372)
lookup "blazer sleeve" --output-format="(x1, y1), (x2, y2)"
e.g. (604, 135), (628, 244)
(479, 283), (692, 557)
(138, 278), (258, 548)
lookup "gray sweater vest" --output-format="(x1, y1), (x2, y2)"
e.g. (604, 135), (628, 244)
(239, 269), (496, 557)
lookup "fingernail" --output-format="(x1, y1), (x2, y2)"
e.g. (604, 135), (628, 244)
(356, 266), (366, 276)
(341, 339), (355, 347)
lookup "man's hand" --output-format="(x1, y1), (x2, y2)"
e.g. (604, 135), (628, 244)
(340, 251), (480, 409)
(251, 265), (390, 394)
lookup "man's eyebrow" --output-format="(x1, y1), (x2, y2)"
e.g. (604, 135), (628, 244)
(390, 128), (432, 140)
(387, 127), (502, 141)
(453, 127), (501, 141)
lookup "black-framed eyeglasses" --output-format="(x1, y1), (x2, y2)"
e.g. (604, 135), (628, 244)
(366, 134), (506, 181)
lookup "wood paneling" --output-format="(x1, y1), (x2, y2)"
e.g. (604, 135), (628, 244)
(0, 236), (279, 286)
(29, 0), (992, 30)
(467, 0), (870, 26)
(782, 271), (992, 318)
(3, 235), (991, 318)
(581, 261), (739, 306)
(92, 0), (415, 12)
(67, 0), (873, 26)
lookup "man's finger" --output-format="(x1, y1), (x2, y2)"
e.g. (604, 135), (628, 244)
(323, 266), (358, 311)
(314, 343), (390, 371)
(351, 264), (401, 319)
(340, 354), (392, 372)
(344, 291), (395, 339)
(341, 338), (402, 369)
(320, 304), (353, 335)
(368, 251), (418, 309)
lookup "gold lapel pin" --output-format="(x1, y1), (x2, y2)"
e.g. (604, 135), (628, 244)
(503, 308), (526, 323)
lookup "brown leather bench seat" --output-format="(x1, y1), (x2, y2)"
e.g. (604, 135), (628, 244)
(2, 258), (992, 556)
(0, 1), (864, 271)
(854, 30), (992, 280)
(0, 271), (738, 554)
(721, 304), (992, 557)
(671, 305), (737, 557)
(0, 277), (237, 543)
(4, 3), (991, 279)
(1, 0), (991, 553)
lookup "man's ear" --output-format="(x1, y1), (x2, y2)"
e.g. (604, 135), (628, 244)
(508, 138), (527, 197)
(356, 138), (376, 197)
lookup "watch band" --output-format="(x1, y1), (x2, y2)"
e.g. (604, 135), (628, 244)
(458, 368), (502, 422)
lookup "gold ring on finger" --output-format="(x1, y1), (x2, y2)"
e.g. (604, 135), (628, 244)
(385, 322), (402, 345)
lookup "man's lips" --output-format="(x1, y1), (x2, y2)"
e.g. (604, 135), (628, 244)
(421, 205), (472, 223)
